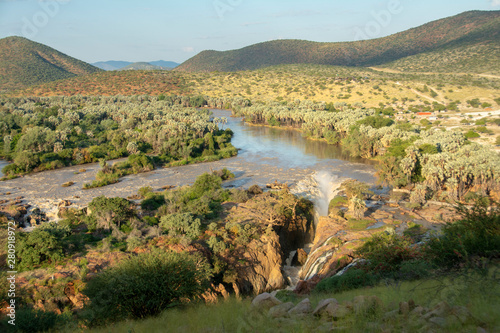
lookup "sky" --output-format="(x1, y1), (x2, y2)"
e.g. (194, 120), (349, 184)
(0, 0), (499, 64)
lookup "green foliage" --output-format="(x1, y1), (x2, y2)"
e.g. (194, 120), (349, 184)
(357, 116), (394, 129)
(16, 224), (69, 271)
(82, 250), (212, 325)
(355, 233), (423, 273)
(159, 213), (202, 241)
(314, 269), (380, 293)
(212, 167), (234, 181)
(13, 307), (60, 333)
(0, 96), (236, 179)
(464, 130), (480, 139)
(141, 193), (166, 211)
(340, 179), (372, 200)
(88, 196), (134, 229)
(189, 173), (222, 200)
(426, 199), (500, 269)
(418, 143), (438, 155)
(207, 236), (226, 254)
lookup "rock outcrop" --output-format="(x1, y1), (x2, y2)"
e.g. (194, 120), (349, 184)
(236, 233), (286, 294)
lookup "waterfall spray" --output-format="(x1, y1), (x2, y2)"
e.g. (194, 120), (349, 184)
(313, 170), (339, 217)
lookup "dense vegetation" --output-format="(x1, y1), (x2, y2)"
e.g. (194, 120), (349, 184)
(83, 250), (212, 325)
(177, 11), (500, 73)
(232, 100), (500, 201)
(0, 171), (314, 329)
(0, 36), (101, 92)
(0, 96), (239, 180)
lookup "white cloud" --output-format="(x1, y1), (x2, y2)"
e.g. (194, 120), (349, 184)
(491, 0), (500, 7)
(182, 46), (195, 53)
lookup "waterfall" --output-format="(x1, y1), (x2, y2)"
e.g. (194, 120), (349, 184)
(313, 170), (340, 217)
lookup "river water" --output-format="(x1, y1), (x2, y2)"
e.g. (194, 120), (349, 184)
(0, 110), (376, 210)
(0, 160), (9, 177)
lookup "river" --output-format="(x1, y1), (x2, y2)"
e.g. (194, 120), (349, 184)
(0, 110), (376, 212)
(0, 160), (9, 177)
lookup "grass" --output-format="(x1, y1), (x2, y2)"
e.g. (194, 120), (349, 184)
(347, 218), (375, 231)
(82, 267), (500, 333)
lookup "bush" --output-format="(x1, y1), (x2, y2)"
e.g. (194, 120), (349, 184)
(212, 167), (234, 180)
(247, 185), (263, 195)
(426, 199), (500, 269)
(83, 250), (212, 325)
(14, 307), (59, 332)
(88, 196), (134, 229)
(141, 194), (165, 211)
(314, 269), (380, 293)
(355, 233), (423, 273)
(159, 213), (201, 241)
(16, 224), (70, 271)
(188, 173), (222, 200)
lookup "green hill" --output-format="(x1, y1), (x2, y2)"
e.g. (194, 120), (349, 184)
(0, 36), (102, 92)
(176, 10), (500, 73)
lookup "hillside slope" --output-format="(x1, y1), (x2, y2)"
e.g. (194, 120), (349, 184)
(176, 10), (500, 73)
(0, 36), (101, 91)
(119, 62), (166, 71)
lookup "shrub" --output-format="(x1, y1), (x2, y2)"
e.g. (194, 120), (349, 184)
(314, 269), (380, 293)
(138, 186), (153, 198)
(247, 185), (263, 195)
(188, 173), (222, 200)
(82, 250), (212, 325)
(141, 194), (165, 211)
(355, 233), (423, 273)
(159, 213), (201, 241)
(16, 224), (70, 271)
(14, 307), (59, 332)
(212, 167), (234, 180)
(357, 116), (394, 129)
(397, 260), (432, 280)
(426, 199), (500, 269)
(88, 196), (134, 229)
(229, 189), (249, 203)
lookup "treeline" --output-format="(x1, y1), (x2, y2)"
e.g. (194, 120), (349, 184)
(0, 95), (247, 178)
(233, 100), (500, 201)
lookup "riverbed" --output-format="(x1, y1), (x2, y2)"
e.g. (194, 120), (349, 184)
(0, 110), (376, 211)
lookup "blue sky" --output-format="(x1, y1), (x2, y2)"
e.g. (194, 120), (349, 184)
(0, 0), (498, 63)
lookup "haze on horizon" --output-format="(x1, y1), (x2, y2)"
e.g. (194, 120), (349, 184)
(0, 0), (499, 64)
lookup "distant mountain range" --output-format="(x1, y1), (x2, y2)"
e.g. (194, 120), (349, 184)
(0, 10), (498, 92)
(0, 36), (101, 91)
(92, 60), (179, 71)
(176, 10), (500, 73)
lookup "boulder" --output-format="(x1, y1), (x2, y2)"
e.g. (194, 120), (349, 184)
(423, 301), (451, 319)
(288, 298), (312, 316)
(268, 302), (294, 318)
(330, 304), (352, 320)
(313, 298), (339, 317)
(399, 301), (410, 315)
(252, 293), (282, 309)
(295, 248), (308, 266)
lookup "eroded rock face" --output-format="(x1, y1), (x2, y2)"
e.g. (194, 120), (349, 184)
(237, 233), (286, 295)
(298, 216), (371, 283)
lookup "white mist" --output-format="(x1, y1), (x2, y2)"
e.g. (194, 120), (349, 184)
(313, 170), (339, 217)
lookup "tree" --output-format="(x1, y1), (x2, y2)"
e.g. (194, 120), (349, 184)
(88, 196), (134, 230)
(16, 224), (70, 270)
(159, 213), (201, 241)
(83, 250), (212, 325)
